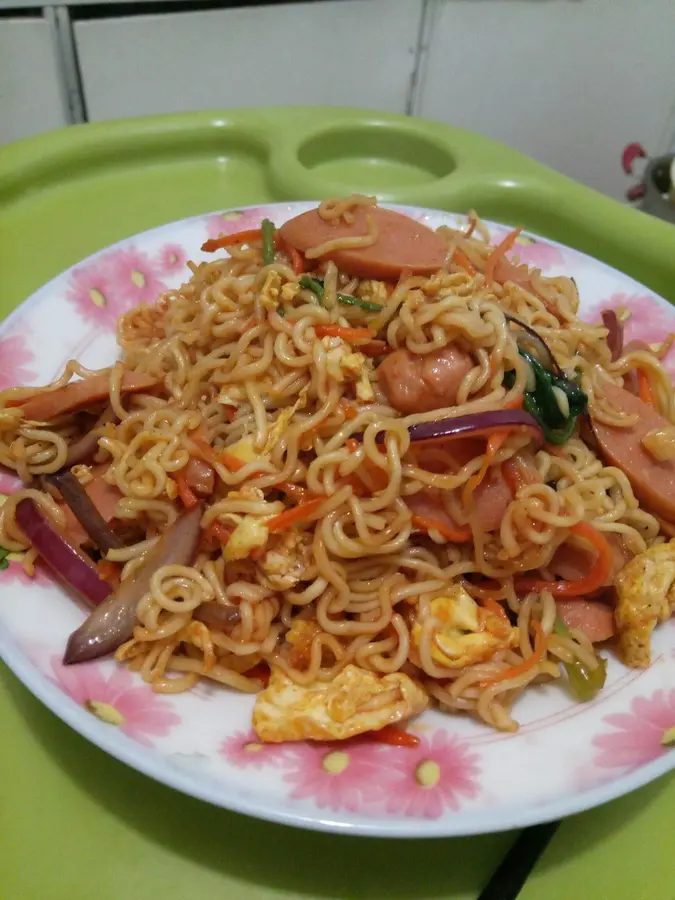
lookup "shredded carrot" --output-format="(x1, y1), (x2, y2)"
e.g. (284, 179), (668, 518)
(515, 521), (613, 597)
(483, 621), (547, 687)
(370, 725), (420, 748)
(200, 519), (232, 551)
(359, 340), (392, 357)
(637, 369), (655, 406)
(411, 513), (472, 543)
(453, 249), (477, 275)
(345, 437), (389, 493)
(484, 227), (523, 287)
(277, 236), (304, 274)
(339, 399), (359, 420)
(464, 217), (477, 239)
(266, 497), (325, 533)
(314, 324), (376, 342)
(97, 560), (120, 588)
(461, 430), (508, 508)
(502, 450), (540, 497)
(504, 394), (524, 410)
(175, 467), (199, 509)
(245, 662), (270, 687)
(217, 452), (246, 472)
(481, 596), (509, 623)
(189, 434), (216, 464)
(201, 229), (263, 253)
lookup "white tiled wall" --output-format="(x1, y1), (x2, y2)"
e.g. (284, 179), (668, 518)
(414, 0), (675, 200)
(73, 0), (420, 120)
(0, 17), (68, 144)
(2, 0), (674, 202)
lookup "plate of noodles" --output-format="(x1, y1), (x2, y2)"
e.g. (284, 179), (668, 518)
(2, 196), (675, 836)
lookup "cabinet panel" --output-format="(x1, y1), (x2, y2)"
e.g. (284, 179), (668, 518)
(75, 0), (421, 121)
(416, 0), (675, 200)
(0, 18), (67, 144)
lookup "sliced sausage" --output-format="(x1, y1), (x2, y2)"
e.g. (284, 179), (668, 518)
(550, 531), (632, 585)
(185, 457), (215, 497)
(407, 469), (512, 536)
(378, 345), (474, 415)
(279, 206), (446, 280)
(556, 598), (615, 643)
(591, 380), (675, 521)
(12, 372), (160, 422)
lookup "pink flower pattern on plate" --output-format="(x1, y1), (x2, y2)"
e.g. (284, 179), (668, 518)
(489, 230), (565, 269)
(156, 243), (188, 276)
(48, 655), (180, 746)
(219, 729), (288, 769)
(371, 731), (481, 818)
(592, 690), (675, 771)
(606, 292), (675, 361)
(0, 334), (35, 391)
(279, 739), (389, 814)
(66, 248), (167, 328)
(2, 559), (52, 587)
(205, 208), (265, 241)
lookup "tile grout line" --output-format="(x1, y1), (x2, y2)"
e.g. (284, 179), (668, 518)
(405, 0), (434, 117)
(44, 4), (88, 124)
(476, 821), (560, 900)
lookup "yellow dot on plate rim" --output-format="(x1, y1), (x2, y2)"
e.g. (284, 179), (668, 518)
(131, 270), (146, 288)
(88, 288), (106, 308)
(85, 700), (125, 726)
(661, 727), (675, 747)
(415, 759), (441, 788)
(244, 742), (264, 753)
(322, 751), (350, 775)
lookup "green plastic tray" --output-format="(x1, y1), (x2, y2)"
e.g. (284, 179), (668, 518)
(1, 107), (674, 900)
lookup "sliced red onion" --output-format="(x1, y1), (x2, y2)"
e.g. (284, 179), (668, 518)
(601, 310), (623, 362)
(408, 409), (543, 445)
(193, 601), (241, 630)
(504, 313), (562, 375)
(15, 499), (112, 607)
(47, 470), (123, 554)
(63, 504), (203, 665)
(64, 406), (117, 468)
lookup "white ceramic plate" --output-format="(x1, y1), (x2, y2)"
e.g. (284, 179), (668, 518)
(2, 202), (675, 837)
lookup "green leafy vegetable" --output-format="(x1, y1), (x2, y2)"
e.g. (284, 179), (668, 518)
(0, 546), (11, 571)
(299, 276), (383, 313)
(261, 219), (276, 266)
(553, 617), (607, 701)
(516, 348), (587, 445)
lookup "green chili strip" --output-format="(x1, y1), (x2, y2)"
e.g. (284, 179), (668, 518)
(261, 219), (276, 266)
(553, 617), (607, 701)
(0, 546), (10, 571)
(299, 276), (382, 313)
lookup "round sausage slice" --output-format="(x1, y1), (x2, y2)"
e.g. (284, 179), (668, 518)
(591, 380), (675, 521)
(556, 599), (615, 643)
(279, 205), (447, 280)
(378, 345), (474, 415)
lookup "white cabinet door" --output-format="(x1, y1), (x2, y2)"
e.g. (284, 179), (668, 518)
(0, 17), (67, 144)
(415, 0), (675, 200)
(75, 0), (421, 121)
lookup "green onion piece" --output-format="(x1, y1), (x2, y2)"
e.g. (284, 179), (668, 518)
(516, 348), (588, 446)
(553, 617), (607, 702)
(276, 305), (286, 318)
(299, 275), (325, 305)
(261, 219), (276, 266)
(298, 276), (382, 312)
(0, 546), (10, 571)
(336, 292), (383, 313)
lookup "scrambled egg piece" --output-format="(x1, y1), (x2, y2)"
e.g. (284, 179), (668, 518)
(225, 436), (258, 464)
(259, 270), (281, 310)
(285, 619), (322, 669)
(281, 282), (300, 303)
(412, 585), (517, 669)
(258, 531), (311, 590)
(253, 664), (428, 742)
(260, 385), (309, 455)
(224, 516), (268, 562)
(615, 539), (675, 667)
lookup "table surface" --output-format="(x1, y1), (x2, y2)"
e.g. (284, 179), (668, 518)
(2, 107), (675, 900)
